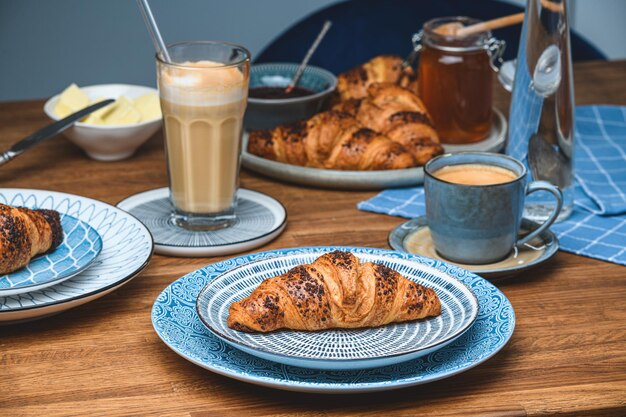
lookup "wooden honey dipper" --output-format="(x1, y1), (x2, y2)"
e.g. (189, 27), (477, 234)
(435, 13), (525, 37)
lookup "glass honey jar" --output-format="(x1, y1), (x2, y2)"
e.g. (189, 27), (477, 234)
(413, 17), (505, 144)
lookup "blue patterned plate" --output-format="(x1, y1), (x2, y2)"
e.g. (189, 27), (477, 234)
(152, 246), (515, 393)
(196, 250), (479, 370)
(0, 189), (153, 324)
(0, 214), (102, 296)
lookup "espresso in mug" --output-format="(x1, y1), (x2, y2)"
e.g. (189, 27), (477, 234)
(425, 152), (563, 264)
(433, 163), (518, 186)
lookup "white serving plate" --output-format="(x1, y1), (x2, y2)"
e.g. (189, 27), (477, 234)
(241, 109), (506, 190)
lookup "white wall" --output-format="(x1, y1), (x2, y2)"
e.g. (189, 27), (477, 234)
(0, 0), (338, 101)
(0, 0), (623, 101)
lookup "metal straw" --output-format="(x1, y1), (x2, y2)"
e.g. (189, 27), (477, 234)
(136, 0), (171, 63)
(285, 20), (332, 94)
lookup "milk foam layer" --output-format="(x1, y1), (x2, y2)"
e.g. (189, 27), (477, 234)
(159, 60), (246, 106)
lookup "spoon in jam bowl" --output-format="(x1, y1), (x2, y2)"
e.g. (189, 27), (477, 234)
(284, 20), (332, 94)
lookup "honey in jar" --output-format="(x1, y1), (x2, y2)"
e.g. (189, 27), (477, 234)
(417, 17), (504, 144)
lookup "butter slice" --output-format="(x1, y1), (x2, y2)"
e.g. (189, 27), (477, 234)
(55, 83), (90, 118)
(82, 97), (114, 124)
(134, 94), (161, 121)
(54, 101), (74, 119)
(99, 96), (142, 125)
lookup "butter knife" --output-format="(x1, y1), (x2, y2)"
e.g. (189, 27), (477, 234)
(0, 99), (115, 166)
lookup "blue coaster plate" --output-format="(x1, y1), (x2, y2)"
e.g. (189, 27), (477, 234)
(0, 214), (102, 296)
(152, 246), (515, 393)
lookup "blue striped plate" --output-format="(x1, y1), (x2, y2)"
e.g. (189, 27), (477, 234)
(196, 249), (479, 370)
(0, 188), (153, 324)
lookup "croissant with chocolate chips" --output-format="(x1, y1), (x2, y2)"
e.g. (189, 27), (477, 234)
(247, 83), (443, 169)
(0, 204), (63, 274)
(247, 110), (418, 170)
(227, 251), (441, 333)
(334, 83), (443, 165)
(335, 55), (418, 101)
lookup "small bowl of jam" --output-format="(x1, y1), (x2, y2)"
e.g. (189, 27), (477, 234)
(245, 63), (337, 130)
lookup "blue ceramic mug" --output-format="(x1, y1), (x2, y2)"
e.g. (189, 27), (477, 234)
(424, 152), (563, 264)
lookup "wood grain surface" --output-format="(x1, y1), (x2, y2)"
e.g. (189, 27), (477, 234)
(1, 60), (625, 417)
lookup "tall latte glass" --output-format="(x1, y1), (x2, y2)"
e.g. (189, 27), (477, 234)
(157, 41), (250, 231)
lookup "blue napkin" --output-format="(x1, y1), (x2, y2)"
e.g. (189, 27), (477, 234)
(358, 105), (626, 266)
(574, 106), (626, 215)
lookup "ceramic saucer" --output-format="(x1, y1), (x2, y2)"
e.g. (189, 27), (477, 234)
(117, 188), (287, 257)
(388, 216), (559, 279)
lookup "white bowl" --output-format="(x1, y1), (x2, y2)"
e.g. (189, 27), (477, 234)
(44, 84), (162, 161)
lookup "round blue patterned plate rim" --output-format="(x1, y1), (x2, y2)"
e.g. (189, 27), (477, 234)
(195, 249), (479, 364)
(249, 63), (337, 104)
(0, 214), (103, 295)
(152, 246), (516, 393)
(0, 188), (154, 313)
(116, 188), (287, 249)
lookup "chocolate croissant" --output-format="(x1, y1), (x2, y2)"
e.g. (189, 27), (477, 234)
(228, 251), (441, 333)
(248, 110), (418, 170)
(334, 83), (443, 166)
(0, 204), (63, 274)
(335, 55), (419, 101)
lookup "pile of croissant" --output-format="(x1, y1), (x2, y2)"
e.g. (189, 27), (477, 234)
(247, 55), (444, 170)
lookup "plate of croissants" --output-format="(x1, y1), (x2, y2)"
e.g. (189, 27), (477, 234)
(195, 249), (479, 370)
(243, 55), (506, 190)
(0, 204), (102, 296)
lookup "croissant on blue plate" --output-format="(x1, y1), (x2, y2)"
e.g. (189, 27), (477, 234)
(0, 204), (63, 274)
(227, 251), (441, 333)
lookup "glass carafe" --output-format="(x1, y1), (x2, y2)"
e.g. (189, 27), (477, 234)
(506, 0), (575, 222)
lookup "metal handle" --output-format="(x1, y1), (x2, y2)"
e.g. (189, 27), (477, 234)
(404, 31), (506, 73)
(486, 37), (507, 72)
(402, 31), (423, 68)
(516, 180), (563, 247)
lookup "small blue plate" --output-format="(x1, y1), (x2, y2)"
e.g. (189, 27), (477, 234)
(152, 246), (515, 393)
(0, 214), (102, 296)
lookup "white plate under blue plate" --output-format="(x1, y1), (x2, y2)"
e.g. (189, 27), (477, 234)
(152, 246), (515, 393)
(117, 188), (287, 257)
(241, 109), (506, 190)
(196, 250), (479, 370)
(0, 214), (102, 296)
(0, 189), (153, 324)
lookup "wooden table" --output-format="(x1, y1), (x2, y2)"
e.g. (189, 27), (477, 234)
(1, 60), (625, 417)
